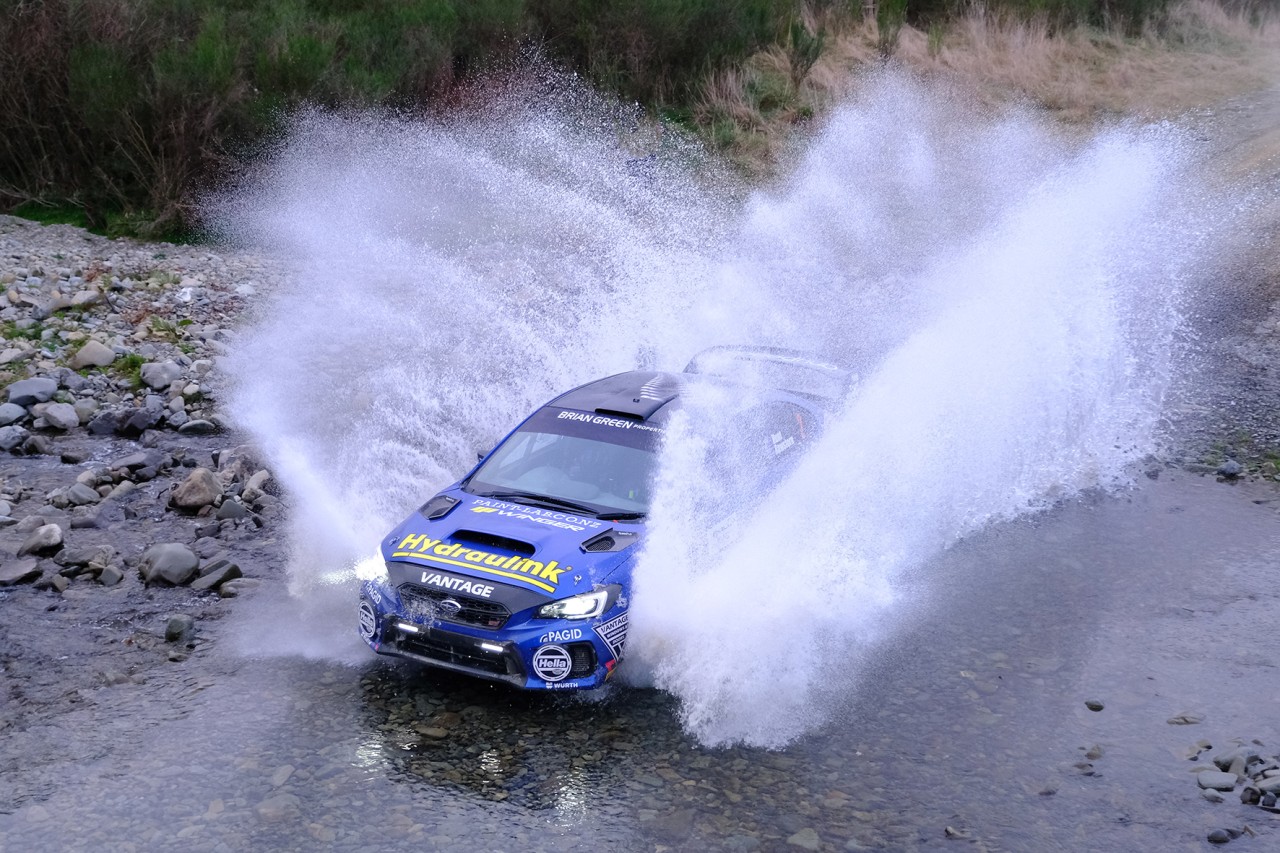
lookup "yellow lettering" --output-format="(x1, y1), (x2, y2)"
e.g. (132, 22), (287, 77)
(502, 555), (522, 569)
(399, 534), (427, 550)
(435, 542), (462, 557)
(484, 554), (508, 567)
(464, 550), (486, 563)
(518, 559), (544, 576)
(540, 561), (563, 583)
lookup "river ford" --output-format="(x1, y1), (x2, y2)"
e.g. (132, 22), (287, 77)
(2, 467), (1279, 851)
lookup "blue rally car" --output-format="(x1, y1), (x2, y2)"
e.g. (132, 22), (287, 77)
(358, 347), (853, 690)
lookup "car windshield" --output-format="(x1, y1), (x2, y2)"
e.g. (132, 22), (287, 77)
(465, 408), (660, 516)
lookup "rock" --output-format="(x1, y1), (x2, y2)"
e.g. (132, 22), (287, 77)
(178, 419), (218, 435)
(191, 558), (242, 591)
(1217, 459), (1243, 478)
(0, 557), (41, 586)
(216, 499), (249, 520)
(6, 377), (57, 406)
(15, 515), (47, 533)
(165, 614), (195, 643)
(1257, 776), (1280, 794)
(139, 360), (182, 391)
(72, 399), (98, 424)
(0, 425), (29, 451)
(255, 794), (301, 823)
(0, 402), (24, 425)
(217, 578), (261, 598)
(1202, 788), (1226, 803)
(139, 543), (199, 586)
(786, 828), (822, 850)
(270, 765), (295, 787)
(1168, 713), (1205, 725)
(1084, 699), (1104, 712)
(1198, 770), (1239, 791)
(22, 434), (51, 455)
(60, 448), (89, 464)
(65, 482), (101, 506)
(171, 467), (222, 510)
(98, 565), (124, 587)
(116, 407), (161, 438)
(86, 411), (120, 435)
(68, 340), (115, 369)
(41, 402), (79, 431)
(1207, 828), (1232, 844)
(1214, 746), (1260, 770)
(217, 445), (262, 483)
(70, 289), (102, 309)
(18, 523), (63, 557)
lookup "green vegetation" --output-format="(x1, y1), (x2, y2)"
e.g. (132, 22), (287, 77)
(114, 353), (147, 388)
(0, 0), (1272, 236)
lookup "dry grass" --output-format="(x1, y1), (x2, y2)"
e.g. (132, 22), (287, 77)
(697, 0), (1280, 171)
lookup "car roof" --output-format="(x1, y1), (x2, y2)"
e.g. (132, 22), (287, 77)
(548, 371), (683, 423)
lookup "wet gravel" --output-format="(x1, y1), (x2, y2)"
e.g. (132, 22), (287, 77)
(2, 468), (1280, 852)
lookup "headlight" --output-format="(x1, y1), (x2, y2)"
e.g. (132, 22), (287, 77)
(536, 587), (614, 620)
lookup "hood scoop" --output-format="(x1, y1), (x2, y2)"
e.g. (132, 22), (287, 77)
(450, 529), (536, 556)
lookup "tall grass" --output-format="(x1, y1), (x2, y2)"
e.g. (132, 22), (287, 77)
(1, 0), (1270, 234)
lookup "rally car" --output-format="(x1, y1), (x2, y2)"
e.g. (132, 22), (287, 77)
(358, 346), (853, 690)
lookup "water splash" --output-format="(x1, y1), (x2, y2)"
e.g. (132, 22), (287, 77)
(213, 70), (1210, 742)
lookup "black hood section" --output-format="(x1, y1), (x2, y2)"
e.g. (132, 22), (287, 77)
(388, 561), (550, 613)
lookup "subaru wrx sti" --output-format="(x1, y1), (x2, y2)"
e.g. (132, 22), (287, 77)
(358, 347), (852, 690)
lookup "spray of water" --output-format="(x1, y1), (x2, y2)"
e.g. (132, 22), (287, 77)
(213, 69), (1212, 743)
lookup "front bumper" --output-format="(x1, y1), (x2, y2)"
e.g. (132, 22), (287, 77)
(359, 580), (620, 691)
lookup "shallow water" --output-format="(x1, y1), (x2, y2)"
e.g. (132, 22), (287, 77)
(3, 470), (1277, 852)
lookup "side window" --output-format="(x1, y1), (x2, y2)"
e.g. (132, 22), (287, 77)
(758, 402), (808, 458)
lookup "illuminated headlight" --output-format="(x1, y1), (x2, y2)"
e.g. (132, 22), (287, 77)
(354, 554), (389, 583)
(536, 587), (614, 620)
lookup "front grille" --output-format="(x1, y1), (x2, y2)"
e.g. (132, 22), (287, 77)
(399, 583), (510, 629)
(399, 632), (514, 676)
(568, 642), (596, 678)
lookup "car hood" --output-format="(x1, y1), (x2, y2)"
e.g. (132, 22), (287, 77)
(380, 491), (636, 603)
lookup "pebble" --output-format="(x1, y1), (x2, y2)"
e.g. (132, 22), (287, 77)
(1084, 699), (1104, 712)
(165, 614), (195, 643)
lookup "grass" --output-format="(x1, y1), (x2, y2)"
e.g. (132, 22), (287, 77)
(115, 353), (146, 388)
(697, 0), (1280, 171)
(1, 320), (44, 342)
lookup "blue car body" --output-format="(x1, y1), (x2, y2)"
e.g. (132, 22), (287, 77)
(359, 348), (852, 690)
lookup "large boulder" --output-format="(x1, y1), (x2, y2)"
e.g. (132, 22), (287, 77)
(139, 360), (182, 391)
(6, 377), (57, 406)
(0, 402), (24, 425)
(171, 467), (222, 510)
(68, 340), (116, 370)
(139, 543), (199, 586)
